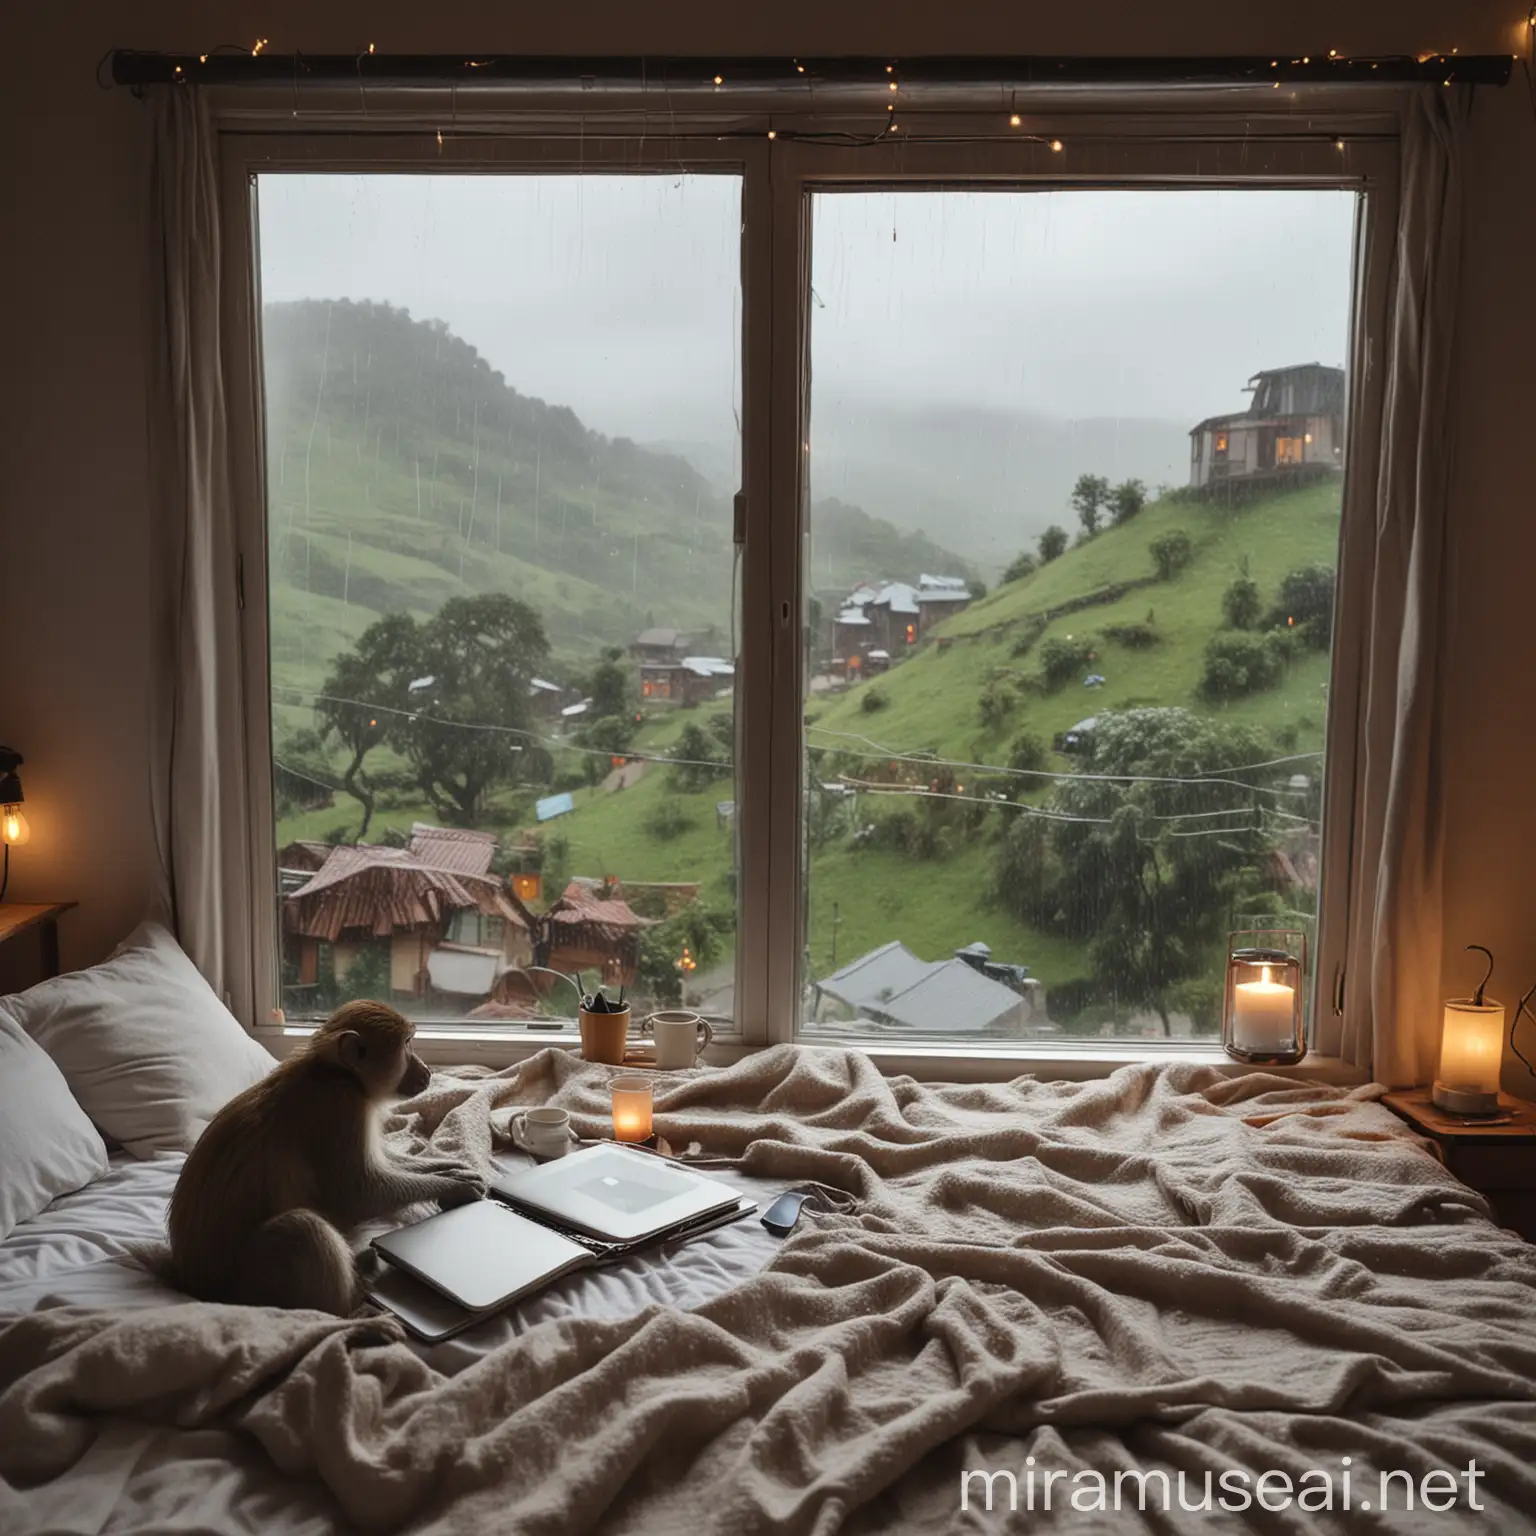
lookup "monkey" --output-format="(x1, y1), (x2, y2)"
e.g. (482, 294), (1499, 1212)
(168, 999), (485, 1314)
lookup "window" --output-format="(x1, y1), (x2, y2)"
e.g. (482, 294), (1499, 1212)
(801, 189), (1356, 1046)
(258, 172), (743, 1028)
(232, 123), (1390, 1063)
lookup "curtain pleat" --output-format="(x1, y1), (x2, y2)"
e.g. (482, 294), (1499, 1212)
(148, 88), (254, 1019)
(1332, 87), (1469, 1083)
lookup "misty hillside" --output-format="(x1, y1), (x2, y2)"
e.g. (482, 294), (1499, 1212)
(261, 299), (975, 700)
(659, 400), (1192, 572)
(810, 401), (1192, 569)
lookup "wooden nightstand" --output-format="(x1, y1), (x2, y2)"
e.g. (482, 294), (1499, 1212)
(1382, 1088), (1536, 1241)
(0, 903), (75, 992)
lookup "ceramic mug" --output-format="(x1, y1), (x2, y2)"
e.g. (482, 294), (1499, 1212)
(645, 1010), (714, 1070)
(579, 1006), (631, 1066)
(509, 1106), (571, 1159)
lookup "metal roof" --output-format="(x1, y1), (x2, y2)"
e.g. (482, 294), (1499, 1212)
(680, 655), (734, 677)
(816, 940), (1027, 1034)
(634, 627), (686, 648)
(919, 574), (969, 591)
(835, 608), (871, 626)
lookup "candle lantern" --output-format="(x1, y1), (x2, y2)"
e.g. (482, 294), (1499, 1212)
(610, 1075), (654, 1143)
(1221, 930), (1305, 1065)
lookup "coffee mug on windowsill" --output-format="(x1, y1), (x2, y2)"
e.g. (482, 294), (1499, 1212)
(643, 1010), (714, 1070)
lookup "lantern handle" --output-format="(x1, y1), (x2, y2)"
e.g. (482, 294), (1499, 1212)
(1467, 944), (1494, 1007)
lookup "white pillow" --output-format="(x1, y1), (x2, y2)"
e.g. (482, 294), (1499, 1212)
(0, 921), (275, 1159)
(0, 1010), (110, 1240)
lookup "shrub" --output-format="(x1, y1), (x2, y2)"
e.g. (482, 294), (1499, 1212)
(1200, 632), (1286, 700)
(644, 798), (694, 841)
(978, 675), (1019, 730)
(1222, 575), (1263, 630)
(1004, 732), (1049, 798)
(1002, 550), (1037, 585)
(860, 685), (890, 715)
(1039, 636), (1096, 692)
(1038, 525), (1068, 563)
(1150, 530), (1193, 581)
(1009, 614), (1048, 658)
(1266, 565), (1336, 650)
(968, 578), (988, 601)
(1102, 622), (1159, 649)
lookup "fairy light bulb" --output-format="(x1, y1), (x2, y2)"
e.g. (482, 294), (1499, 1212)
(2, 807), (29, 847)
(1009, 113), (1021, 126)
(1049, 139), (1063, 152)
(713, 74), (723, 85)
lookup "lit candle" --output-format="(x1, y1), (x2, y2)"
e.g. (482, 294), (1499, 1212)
(1233, 965), (1296, 1054)
(611, 1075), (653, 1143)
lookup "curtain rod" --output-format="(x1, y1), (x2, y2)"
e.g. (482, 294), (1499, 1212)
(108, 52), (1513, 90)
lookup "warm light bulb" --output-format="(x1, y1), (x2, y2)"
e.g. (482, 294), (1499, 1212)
(713, 74), (723, 85)
(1009, 113), (1021, 126)
(889, 80), (898, 91)
(2, 806), (30, 846)
(1049, 139), (1063, 152)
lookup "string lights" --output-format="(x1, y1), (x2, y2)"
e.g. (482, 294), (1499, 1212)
(251, 37), (267, 56)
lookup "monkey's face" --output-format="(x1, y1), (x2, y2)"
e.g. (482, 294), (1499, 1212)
(320, 1000), (433, 1101)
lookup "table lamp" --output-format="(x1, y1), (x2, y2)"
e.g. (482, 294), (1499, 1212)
(0, 746), (28, 902)
(1433, 945), (1505, 1115)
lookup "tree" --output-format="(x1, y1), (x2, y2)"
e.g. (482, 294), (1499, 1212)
(991, 707), (1270, 1035)
(588, 647), (631, 719)
(1110, 479), (1147, 525)
(315, 612), (419, 839)
(1222, 574), (1263, 630)
(670, 721), (730, 792)
(1002, 550), (1037, 585)
(968, 577), (989, 601)
(1150, 530), (1193, 580)
(1038, 525), (1069, 564)
(392, 593), (550, 826)
(1003, 731), (1049, 798)
(1071, 474), (1111, 538)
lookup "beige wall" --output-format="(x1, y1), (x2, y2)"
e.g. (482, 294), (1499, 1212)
(3, 3), (1535, 1090)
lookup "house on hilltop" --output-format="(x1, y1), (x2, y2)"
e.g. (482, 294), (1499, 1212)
(1188, 363), (1344, 490)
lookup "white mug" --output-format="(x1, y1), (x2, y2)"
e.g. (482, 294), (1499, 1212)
(509, 1106), (571, 1159)
(646, 1010), (714, 1070)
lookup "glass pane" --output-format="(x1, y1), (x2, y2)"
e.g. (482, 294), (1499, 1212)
(802, 189), (1355, 1045)
(258, 173), (742, 1027)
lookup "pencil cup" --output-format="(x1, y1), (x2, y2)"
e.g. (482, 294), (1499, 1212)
(579, 1005), (631, 1065)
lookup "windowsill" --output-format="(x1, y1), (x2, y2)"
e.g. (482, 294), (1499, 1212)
(252, 1026), (1366, 1086)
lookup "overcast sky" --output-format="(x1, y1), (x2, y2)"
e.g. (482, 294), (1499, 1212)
(258, 173), (1356, 450)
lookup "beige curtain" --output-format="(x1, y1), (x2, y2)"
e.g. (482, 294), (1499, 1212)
(147, 87), (254, 1019)
(1329, 87), (1470, 1084)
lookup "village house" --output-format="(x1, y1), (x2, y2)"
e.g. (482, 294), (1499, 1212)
(826, 574), (975, 675)
(281, 823), (534, 1003)
(1188, 362), (1345, 490)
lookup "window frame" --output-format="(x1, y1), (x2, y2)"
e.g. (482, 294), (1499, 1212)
(217, 107), (1399, 1077)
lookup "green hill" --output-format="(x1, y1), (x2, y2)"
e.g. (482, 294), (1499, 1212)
(264, 299), (973, 734)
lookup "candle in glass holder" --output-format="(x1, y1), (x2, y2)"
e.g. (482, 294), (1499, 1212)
(1232, 964), (1296, 1053)
(611, 1075), (654, 1143)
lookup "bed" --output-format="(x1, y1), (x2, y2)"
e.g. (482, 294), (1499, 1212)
(4, 1039), (1536, 1534)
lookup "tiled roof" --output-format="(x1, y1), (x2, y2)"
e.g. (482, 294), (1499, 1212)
(408, 822), (497, 876)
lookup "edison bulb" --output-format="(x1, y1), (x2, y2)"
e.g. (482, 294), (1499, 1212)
(2, 806), (30, 846)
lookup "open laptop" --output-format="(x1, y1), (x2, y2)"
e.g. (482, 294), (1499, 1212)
(368, 1146), (748, 1339)
(490, 1143), (743, 1243)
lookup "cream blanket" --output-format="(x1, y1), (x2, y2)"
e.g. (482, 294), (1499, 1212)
(3, 1049), (1535, 1534)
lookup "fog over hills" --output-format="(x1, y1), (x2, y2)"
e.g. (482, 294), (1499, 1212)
(657, 401), (1191, 574)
